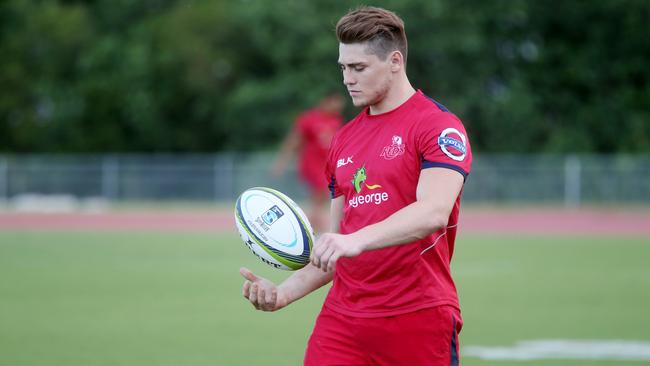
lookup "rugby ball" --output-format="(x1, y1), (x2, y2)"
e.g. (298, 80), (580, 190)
(234, 187), (314, 270)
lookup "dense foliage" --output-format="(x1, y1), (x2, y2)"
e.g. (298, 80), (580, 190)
(1, 0), (649, 153)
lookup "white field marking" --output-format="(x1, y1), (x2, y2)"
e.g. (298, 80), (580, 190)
(464, 339), (650, 361)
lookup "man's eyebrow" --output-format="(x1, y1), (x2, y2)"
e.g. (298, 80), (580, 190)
(337, 62), (365, 67)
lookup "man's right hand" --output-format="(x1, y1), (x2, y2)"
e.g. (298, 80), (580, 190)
(240, 267), (290, 312)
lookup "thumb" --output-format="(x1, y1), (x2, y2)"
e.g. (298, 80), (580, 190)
(239, 267), (259, 282)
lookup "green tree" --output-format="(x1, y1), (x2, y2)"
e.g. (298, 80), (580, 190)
(1, 0), (648, 153)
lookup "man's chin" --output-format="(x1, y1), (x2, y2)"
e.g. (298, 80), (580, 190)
(351, 98), (368, 108)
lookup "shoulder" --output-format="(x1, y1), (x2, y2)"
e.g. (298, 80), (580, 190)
(412, 93), (466, 133)
(415, 92), (459, 119)
(411, 93), (471, 160)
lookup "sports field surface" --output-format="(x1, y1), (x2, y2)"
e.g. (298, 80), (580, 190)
(1, 207), (649, 365)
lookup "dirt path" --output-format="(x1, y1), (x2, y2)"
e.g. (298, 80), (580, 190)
(1, 207), (649, 235)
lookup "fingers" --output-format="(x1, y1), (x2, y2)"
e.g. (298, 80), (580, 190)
(327, 252), (340, 273)
(318, 247), (335, 272)
(311, 236), (328, 268)
(312, 233), (336, 271)
(245, 283), (278, 311)
(240, 267), (259, 282)
(248, 283), (258, 307)
(268, 288), (277, 305)
(259, 288), (277, 311)
(241, 267), (260, 309)
(311, 253), (319, 268)
(241, 269), (278, 311)
(242, 279), (251, 298)
(257, 286), (266, 310)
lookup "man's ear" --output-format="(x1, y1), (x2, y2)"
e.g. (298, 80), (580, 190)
(390, 51), (404, 72)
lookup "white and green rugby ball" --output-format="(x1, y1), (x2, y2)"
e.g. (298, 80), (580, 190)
(235, 187), (314, 271)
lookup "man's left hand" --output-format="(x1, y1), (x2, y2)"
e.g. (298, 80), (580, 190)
(311, 233), (363, 272)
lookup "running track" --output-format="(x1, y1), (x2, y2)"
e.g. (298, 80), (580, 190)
(1, 208), (649, 235)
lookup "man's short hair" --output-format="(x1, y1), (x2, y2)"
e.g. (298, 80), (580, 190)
(336, 6), (408, 63)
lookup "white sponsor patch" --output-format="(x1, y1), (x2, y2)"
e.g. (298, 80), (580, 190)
(464, 339), (650, 361)
(437, 127), (466, 161)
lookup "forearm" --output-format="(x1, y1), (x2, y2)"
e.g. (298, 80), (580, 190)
(278, 263), (334, 305)
(349, 200), (448, 251)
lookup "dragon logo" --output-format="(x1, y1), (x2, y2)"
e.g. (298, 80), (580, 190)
(349, 166), (388, 208)
(351, 166), (382, 194)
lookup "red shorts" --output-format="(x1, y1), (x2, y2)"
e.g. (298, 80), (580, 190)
(304, 305), (462, 366)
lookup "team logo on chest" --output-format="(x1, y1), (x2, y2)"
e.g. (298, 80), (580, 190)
(380, 135), (406, 160)
(349, 166), (388, 208)
(351, 166), (383, 193)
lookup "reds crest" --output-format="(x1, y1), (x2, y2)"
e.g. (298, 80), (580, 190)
(380, 135), (405, 160)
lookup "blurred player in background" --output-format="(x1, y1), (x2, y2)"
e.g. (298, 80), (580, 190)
(242, 6), (472, 365)
(272, 93), (344, 232)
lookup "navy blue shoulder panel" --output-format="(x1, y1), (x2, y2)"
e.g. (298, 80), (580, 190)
(421, 160), (468, 182)
(423, 94), (449, 112)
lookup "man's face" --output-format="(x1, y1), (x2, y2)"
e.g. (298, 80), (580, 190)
(338, 43), (393, 108)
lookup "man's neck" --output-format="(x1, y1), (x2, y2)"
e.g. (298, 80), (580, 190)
(368, 76), (416, 115)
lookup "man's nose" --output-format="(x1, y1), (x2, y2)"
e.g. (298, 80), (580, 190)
(343, 70), (356, 86)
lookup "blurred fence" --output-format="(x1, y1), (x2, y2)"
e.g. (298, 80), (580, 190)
(0, 154), (649, 206)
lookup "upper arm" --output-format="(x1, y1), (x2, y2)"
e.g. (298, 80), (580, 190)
(415, 111), (471, 219)
(416, 167), (464, 221)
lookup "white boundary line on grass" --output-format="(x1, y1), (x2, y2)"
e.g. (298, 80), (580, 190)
(464, 339), (650, 361)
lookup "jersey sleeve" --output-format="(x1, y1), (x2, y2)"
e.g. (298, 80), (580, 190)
(417, 113), (472, 180)
(324, 133), (343, 199)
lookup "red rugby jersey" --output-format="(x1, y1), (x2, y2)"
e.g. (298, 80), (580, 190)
(324, 90), (472, 318)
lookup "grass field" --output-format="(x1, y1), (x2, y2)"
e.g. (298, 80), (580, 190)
(1, 230), (649, 365)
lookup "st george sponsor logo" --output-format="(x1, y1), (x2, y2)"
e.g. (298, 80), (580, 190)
(349, 166), (389, 208)
(349, 191), (389, 208)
